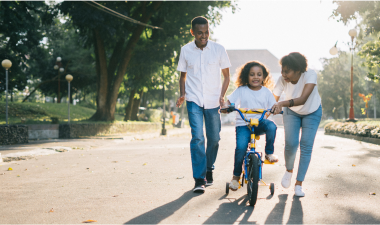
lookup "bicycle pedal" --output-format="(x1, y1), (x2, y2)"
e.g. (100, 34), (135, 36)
(264, 159), (276, 165)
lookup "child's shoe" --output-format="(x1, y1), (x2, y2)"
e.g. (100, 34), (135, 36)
(294, 185), (305, 197)
(265, 154), (279, 163)
(229, 176), (240, 191)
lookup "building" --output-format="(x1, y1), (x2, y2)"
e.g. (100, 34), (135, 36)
(226, 49), (281, 83)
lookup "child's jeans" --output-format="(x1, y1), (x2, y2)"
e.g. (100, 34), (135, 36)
(233, 119), (277, 177)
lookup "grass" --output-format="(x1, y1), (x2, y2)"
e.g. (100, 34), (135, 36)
(0, 102), (126, 125)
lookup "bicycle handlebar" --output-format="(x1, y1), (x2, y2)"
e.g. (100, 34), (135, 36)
(220, 103), (283, 124)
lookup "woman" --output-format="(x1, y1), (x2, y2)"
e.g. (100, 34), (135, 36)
(271, 52), (322, 197)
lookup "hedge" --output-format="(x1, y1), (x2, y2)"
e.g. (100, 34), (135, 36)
(324, 122), (380, 139)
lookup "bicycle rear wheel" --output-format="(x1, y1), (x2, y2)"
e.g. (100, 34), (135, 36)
(247, 153), (260, 206)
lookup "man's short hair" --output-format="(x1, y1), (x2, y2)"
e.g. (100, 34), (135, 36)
(191, 16), (208, 30)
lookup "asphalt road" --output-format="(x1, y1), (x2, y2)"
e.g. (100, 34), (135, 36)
(1, 126), (380, 224)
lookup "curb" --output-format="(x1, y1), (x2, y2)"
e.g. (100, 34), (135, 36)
(325, 132), (380, 145)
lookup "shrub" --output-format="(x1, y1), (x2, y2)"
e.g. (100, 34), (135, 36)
(325, 122), (380, 138)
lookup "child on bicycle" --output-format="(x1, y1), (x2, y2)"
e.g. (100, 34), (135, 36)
(225, 61), (278, 191)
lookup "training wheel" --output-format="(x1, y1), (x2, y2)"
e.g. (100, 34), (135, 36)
(270, 183), (275, 195)
(226, 182), (229, 195)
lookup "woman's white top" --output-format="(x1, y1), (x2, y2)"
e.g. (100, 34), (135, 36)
(273, 69), (321, 115)
(228, 86), (277, 127)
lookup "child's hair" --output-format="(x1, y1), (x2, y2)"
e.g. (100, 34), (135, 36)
(235, 61), (274, 89)
(279, 52), (308, 73)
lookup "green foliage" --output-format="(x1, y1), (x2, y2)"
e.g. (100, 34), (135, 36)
(358, 32), (380, 81)
(0, 1), (58, 93)
(58, 1), (234, 121)
(332, 1), (380, 34)
(332, 2), (380, 81)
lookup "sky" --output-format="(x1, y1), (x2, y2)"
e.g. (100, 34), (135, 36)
(210, 0), (358, 71)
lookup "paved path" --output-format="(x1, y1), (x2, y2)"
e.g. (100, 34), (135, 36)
(1, 126), (380, 224)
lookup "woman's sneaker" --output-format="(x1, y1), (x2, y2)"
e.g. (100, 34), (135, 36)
(281, 171), (292, 189)
(294, 185), (305, 197)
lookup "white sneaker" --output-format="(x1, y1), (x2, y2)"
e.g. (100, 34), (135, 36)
(281, 171), (292, 189)
(294, 185), (305, 197)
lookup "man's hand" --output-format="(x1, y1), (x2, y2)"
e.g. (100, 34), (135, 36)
(219, 96), (225, 107)
(176, 95), (185, 107)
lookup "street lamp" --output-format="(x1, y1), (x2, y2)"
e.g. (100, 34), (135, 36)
(2, 60), (12, 124)
(348, 28), (358, 121)
(161, 70), (167, 135)
(329, 41), (338, 56)
(54, 57), (64, 103)
(65, 74), (73, 124)
(2, 59), (12, 125)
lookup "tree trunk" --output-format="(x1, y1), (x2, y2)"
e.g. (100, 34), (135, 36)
(131, 90), (144, 121)
(90, 28), (110, 121)
(124, 88), (136, 121)
(89, 1), (162, 121)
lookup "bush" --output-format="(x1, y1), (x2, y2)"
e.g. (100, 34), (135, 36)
(139, 109), (169, 122)
(325, 122), (380, 138)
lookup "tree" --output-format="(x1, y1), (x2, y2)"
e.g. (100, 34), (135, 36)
(59, 1), (235, 121)
(318, 52), (368, 119)
(333, 1), (380, 82)
(0, 1), (57, 95)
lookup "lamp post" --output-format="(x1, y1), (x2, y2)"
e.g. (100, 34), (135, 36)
(54, 57), (64, 103)
(65, 74), (73, 124)
(348, 29), (357, 121)
(330, 29), (358, 121)
(161, 70), (166, 135)
(2, 59), (12, 125)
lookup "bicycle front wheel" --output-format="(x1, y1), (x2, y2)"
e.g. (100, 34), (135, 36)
(247, 153), (260, 206)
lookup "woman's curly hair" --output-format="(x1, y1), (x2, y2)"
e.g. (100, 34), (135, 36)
(235, 61), (274, 90)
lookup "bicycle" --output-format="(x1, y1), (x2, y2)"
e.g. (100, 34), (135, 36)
(221, 103), (282, 206)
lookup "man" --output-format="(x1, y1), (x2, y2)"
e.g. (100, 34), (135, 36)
(176, 16), (231, 193)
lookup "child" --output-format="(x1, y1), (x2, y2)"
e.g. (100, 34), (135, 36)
(226, 61), (278, 191)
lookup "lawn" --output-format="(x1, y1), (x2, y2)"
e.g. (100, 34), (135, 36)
(0, 102), (125, 124)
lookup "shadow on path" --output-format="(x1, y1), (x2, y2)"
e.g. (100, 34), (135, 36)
(286, 196), (303, 224)
(264, 194), (288, 224)
(124, 190), (199, 224)
(203, 195), (255, 224)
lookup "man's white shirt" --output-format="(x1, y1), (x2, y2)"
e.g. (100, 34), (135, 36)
(177, 40), (231, 109)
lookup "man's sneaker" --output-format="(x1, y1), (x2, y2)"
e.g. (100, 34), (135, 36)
(281, 171), (293, 189)
(206, 171), (213, 186)
(294, 185), (305, 197)
(193, 183), (205, 193)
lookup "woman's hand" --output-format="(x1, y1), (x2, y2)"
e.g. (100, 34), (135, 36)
(271, 102), (283, 115)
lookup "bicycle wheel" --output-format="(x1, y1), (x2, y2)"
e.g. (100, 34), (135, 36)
(270, 182), (275, 195)
(247, 153), (260, 206)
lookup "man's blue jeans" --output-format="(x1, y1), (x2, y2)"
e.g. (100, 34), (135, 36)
(283, 105), (322, 182)
(233, 119), (277, 177)
(186, 101), (221, 184)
